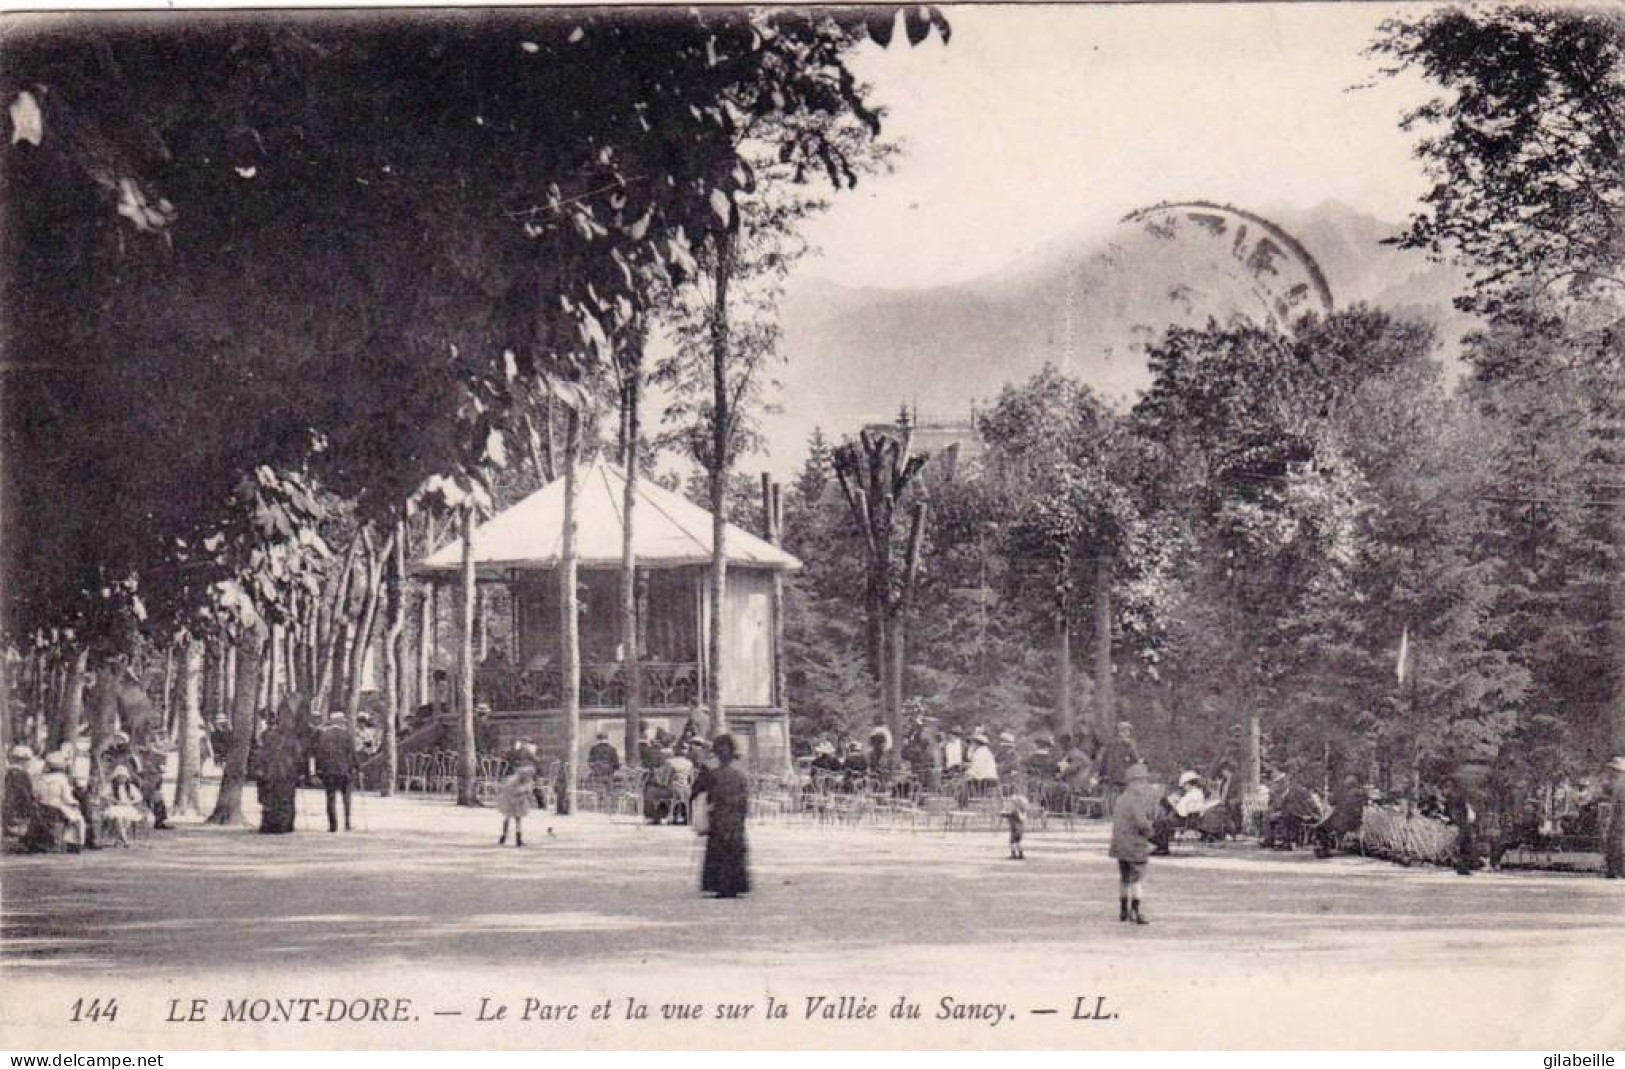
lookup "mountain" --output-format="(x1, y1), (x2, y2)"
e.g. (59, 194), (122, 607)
(760, 201), (1475, 470)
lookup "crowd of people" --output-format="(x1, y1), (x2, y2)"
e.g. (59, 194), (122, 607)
(488, 712), (751, 899)
(9, 673), (1623, 898)
(2, 726), (170, 854)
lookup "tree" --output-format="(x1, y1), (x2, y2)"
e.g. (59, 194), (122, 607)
(831, 418), (930, 746)
(980, 367), (1144, 743)
(1372, 6), (1625, 319)
(1, 8), (950, 777)
(1376, 5), (1625, 758)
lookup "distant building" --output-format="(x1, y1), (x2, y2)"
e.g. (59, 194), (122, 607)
(859, 406), (985, 482)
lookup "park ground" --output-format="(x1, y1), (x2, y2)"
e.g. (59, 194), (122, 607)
(2, 783), (1623, 1050)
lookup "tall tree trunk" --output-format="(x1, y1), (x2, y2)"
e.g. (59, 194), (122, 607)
(1092, 551), (1115, 739)
(224, 643), (237, 721)
(344, 528), (392, 742)
(173, 638), (204, 815)
(335, 613), (357, 723)
(382, 518), (408, 797)
(201, 641), (221, 733)
(864, 576), (885, 683)
(416, 584), (433, 716)
(456, 506), (479, 807)
(416, 512), (438, 713)
(764, 477), (789, 770)
(558, 407), (584, 814)
(885, 501), (928, 748)
(1056, 611), (1074, 739)
(1246, 705), (1263, 795)
(707, 231), (736, 737)
(206, 631), (262, 825)
(91, 662), (118, 797)
(620, 355), (643, 767)
(55, 647), (88, 749)
(1611, 499), (1625, 756)
(160, 645), (176, 735)
(258, 631), (274, 709)
(0, 647), (11, 755)
(303, 593), (320, 696)
(314, 541), (360, 716)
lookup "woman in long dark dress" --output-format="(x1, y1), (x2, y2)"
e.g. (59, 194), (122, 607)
(254, 716), (304, 834)
(693, 734), (750, 898)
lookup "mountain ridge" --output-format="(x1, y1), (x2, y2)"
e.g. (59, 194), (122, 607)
(761, 200), (1475, 466)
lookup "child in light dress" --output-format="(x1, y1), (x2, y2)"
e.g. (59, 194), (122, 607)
(102, 764), (149, 847)
(497, 765), (536, 848)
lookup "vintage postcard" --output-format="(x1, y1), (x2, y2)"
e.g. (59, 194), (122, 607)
(1, 1), (1622, 1052)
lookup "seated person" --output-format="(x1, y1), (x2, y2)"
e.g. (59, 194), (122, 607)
(841, 741), (870, 791)
(1263, 773), (1325, 851)
(1024, 739), (1060, 786)
(34, 750), (87, 851)
(588, 732), (621, 778)
(1314, 773), (1368, 857)
(642, 746), (676, 824)
(4, 745), (48, 852)
(637, 736), (658, 770)
(1151, 772), (1206, 855)
(1057, 734), (1096, 791)
(101, 764), (149, 847)
(965, 733), (1000, 798)
(1169, 771), (1207, 818)
(867, 729), (897, 782)
(810, 740), (843, 775)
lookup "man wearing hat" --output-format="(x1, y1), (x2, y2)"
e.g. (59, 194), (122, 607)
(1604, 755), (1625, 880)
(1109, 762), (1160, 924)
(312, 712), (359, 833)
(1098, 721), (1141, 818)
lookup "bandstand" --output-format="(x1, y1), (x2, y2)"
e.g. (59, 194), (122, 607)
(413, 460), (800, 769)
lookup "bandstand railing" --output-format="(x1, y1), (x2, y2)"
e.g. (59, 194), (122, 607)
(474, 661), (701, 711)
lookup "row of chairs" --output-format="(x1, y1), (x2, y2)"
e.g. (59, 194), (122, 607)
(748, 775), (1105, 834)
(397, 751), (516, 804)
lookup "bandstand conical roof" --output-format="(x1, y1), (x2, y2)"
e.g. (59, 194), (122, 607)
(414, 460), (800, 578)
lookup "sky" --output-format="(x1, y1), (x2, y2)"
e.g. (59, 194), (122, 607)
(793, 3), (1439, 292)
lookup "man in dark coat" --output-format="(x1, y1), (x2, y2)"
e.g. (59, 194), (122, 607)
(693, 733), (750, 898)
(588, 732), (621, 776)
(1604, 756), (1625, 880)
(312, 713), (358, 833)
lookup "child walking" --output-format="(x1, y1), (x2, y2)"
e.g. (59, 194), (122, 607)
(497, 764), (536, 847)
(1004, 794), (1029, 860)
(1108, 763), (1158, 925)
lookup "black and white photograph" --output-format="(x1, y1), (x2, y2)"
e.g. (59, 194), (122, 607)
(0, 1), (1622, 1052)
